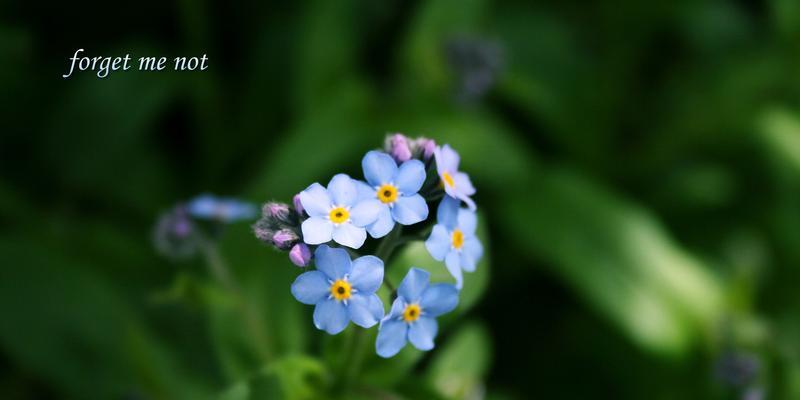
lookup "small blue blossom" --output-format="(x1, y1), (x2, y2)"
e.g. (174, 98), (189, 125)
(434, 144), (476, 210)
(291, 245), (385, 334)
(187, 194), (257, 223)
(354, 151), (429, 238)
(375, 268), (459, 358)
(299, 174), (381, 249)
(425, 196), (483, 289)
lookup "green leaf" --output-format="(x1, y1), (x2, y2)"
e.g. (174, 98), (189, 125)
(425, 322), (491, 399)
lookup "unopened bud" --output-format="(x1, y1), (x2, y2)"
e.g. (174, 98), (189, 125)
(289, 243), (312, 267)
(293, 194), (304, 216)
(386, 133), (412, 163)
(272, 229), (299, 250)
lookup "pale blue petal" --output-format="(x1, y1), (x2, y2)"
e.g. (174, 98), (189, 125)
(376, 319), (408, 358)
(387, 297), (406, 319)
(436, 196), (459, 229)
(454, 172), (476, 195)
(314, 245), (352, 280)
(457, 209), (478, 236)
(434, 144), (460, 174)
(349, 255), (383, 293)
(367, 206), (394, 238)
(301, 217), (333, 245)
(420, 283), (459, 317)
(394, 159), (426, 194)
(327, 174), (357, 207)
(187, 194), (216, 218)
(391, 195), (428, 225)
(462, 237), (483, 272)
(445, 250), (464, 289)
(348, 293), (384, 328)
(332, 223), (367, 249)
(425, 224), (451, 261)
(349, 199), (381, 227)
(408, 317), (438, 351)
(398, 267), (429, 302)
(299, 183), (332, 218)
(313, 298), (349, 334)
(355, 179), (377, 201)
(362, 151), (398, 186)
(290, 271), (330, 305)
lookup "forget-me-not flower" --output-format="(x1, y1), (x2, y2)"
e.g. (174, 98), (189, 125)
(425, 196), (483, 289)
(291, 245), (385, 334)
(299, 174), (381, 249)
(434, 144), (476, 210)
(355, 151), (429, 238)
(375, 268), (459, 358)
(187, 194), (257, 222)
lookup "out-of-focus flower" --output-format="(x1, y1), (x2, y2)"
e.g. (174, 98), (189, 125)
(742, 387), (764, 400)
(153, 205), (200, 259)
(444, 36), (504, 102)
(434, 144), (476, 210)
(715, 352), (760, 388)
(289, 243), (312, 267)
(188, 194), (257, 223)
(299, 174), (381, 249)
(425, 196), (483, 289)
(355, 151), (429, 238)
(385, 133), (413, 163)
(375, 268), (459, 358)
(291, 245), (385, 334)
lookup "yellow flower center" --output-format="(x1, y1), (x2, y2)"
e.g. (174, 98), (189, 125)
(330, 279), (352, 301)
(376, 184), (399, 204)
(442, 172), (455, 188)
(451, 229), (464, 249)
(328, 207), (349, 224)
(402, 303), (421, 323)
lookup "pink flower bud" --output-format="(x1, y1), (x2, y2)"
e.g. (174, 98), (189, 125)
(293, 193), (304, 216)
(416, 137), (436, 160)
(272, 229), (299, 250)
(289, 243), (312, 267)
(387, 133), (412, 163)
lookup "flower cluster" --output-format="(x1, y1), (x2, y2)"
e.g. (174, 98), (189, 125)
(253, 134), (483, 357)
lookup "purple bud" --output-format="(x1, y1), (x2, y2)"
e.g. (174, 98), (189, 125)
(387, 133), (412, 163)
(253, 224), (274, 242)
(292, 194), (304, 216)
(289, 243), (312, 267)
(263, 202), (290, 222)
(272, 229), (299, 250)
(417, 137), (436, 160)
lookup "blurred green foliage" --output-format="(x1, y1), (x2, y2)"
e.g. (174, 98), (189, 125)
(2, 0), (800, 399)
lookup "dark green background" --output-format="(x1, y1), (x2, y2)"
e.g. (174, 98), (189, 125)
(2, 0), (800, 399)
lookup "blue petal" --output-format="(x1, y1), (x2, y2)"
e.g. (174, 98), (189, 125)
(332, 223), (367, 249)
(454, 172), (476, 195)
(327, 174), (357, 207)
(349, 255), (383, 293)
(367, 206), (394, 238)
(354, 179), (376, 201)
(299, 183), (332, 218)
(394, 159), (426, 194)
(349, 199), (382, 227)
(391, 194), (428, 225)
(461, 237), (483, 272)
(445, 250), (463, 289)
(348, 293), (384, 328)
(425, 224), (451, 261)
(290, 271), (330, 305)
(386, 297), (406, 319)
(408, 317), (438, 351)
(314, 245), (352, 280)
(313, 298), (349, 334)
(224, 201), (257, 221)
(434, 144), (460, 174)
(436, 196), (459, 229)
(362, 151), (398, 186)
(301, 217), (333, 245)
(398, 267), (429, 302)
(420, 283), (459, 317)
(376, 319), (408, 358)
(187, 194), (217, 218)
(457, 208), (478, 236)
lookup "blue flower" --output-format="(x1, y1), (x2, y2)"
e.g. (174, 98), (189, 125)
(291, 245), (385, 334)
(354, 151), (429, 238)
(434, 144), (476, 210)
(187, 194), (257, 222)
(299, 174), (381, 249)
(424, 196), (483, 289)
(375, 268), (459, 358)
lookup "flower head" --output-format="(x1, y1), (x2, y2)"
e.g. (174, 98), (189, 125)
(355, 151), (429, 238)
(434, 144), (476, 210)
(187, 194), (257, 223)
(425, 196), (483, 289)
(153, 205), (200, 259)
(298, 174), (381, 249)
(375, 268), (459, 358)
(291, 245), (385, 334)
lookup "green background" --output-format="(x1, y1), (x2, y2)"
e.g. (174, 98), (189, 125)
(2, 0), (800, 398)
